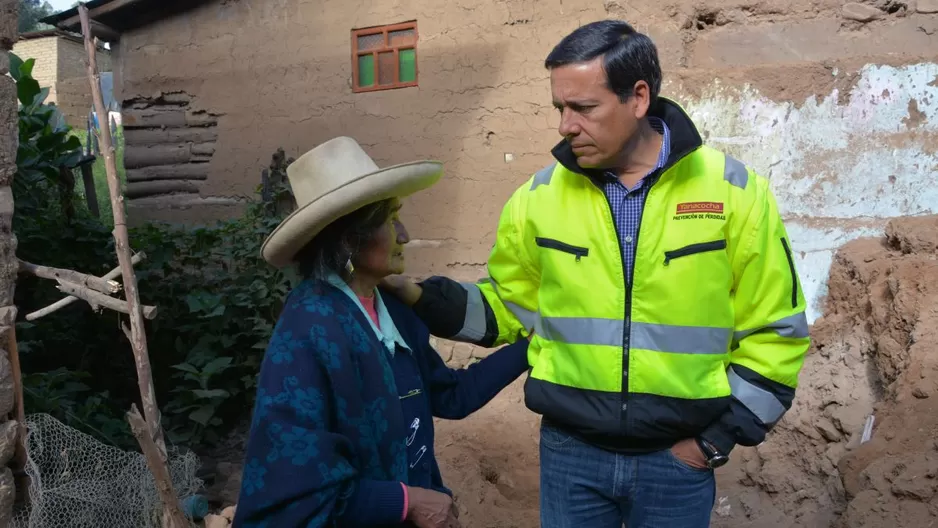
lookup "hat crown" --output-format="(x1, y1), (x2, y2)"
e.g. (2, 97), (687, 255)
(287, 136), (381, 207)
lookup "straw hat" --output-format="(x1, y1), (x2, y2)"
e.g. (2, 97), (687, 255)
(261, 136), (443, 268)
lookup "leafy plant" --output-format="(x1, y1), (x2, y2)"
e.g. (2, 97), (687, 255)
(10, 52), (83, 217)
(14, 135), (301, 449)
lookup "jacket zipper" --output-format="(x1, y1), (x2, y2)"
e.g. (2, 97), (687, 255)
(663, 239), (728, 265)
(535, 237), (589, 261)
(622, 197), (646, 428)
(598, 190), (635, 430)
(780, 237), (798, 308)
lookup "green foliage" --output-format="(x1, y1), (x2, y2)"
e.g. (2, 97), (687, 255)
(17, 0), (55, 34)
(10, 52), (83, 217)
(14, 113), (300, 449)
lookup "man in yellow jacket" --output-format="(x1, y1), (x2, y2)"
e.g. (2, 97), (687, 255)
(383, 19), (810, 528)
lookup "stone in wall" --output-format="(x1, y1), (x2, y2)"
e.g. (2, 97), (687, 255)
(121, 91), (221, 201)
(0, 0), (20, 525)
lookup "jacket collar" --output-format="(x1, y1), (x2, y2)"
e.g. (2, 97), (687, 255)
(550, 96), (703, 178)
(322, 272), (412, 356)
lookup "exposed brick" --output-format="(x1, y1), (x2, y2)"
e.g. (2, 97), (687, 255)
(919, 0), (938, 13)
(842, 2), (883, 22)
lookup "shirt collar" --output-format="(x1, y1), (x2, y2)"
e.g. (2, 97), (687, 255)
(323, 271), (412, 356)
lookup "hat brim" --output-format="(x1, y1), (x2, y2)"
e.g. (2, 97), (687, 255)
(261, 160), (443, 268)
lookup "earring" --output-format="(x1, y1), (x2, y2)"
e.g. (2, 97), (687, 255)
(345, 257), (355, 275)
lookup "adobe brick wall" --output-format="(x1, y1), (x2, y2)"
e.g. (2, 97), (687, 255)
(57, 36), (111, 81)
(0, 0), (20, 525)
(11, 36), (58, 103)
(11, 35), (111, 124)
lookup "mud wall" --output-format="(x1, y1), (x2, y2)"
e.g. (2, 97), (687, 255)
(0, 0), (20, 525)
(115, 0), (938, 322)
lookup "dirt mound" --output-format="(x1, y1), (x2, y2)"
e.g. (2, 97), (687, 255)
(825, 216), (938, 527)
(711, 215), (938, 527)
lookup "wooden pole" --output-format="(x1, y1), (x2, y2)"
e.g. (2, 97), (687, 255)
(78, 5), (189, 527)
(80, 158), (100, 218)
(7, 325), (28, 501)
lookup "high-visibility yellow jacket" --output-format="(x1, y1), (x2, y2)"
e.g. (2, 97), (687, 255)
(413, 98), (810, 454)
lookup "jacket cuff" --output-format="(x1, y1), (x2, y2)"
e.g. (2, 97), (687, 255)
(412, 277), (468, 338)
(700, 422), (737, 457)
(339, 479), (406, 526)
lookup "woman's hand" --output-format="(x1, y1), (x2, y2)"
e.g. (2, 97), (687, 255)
(380, 275), (423, 307)
(405, 486), (461, 528)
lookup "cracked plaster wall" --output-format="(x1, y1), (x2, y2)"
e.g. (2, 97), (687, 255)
(117, 0), (938, 323)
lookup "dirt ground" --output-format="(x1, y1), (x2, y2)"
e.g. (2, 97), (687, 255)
(201, 215), (938, 527)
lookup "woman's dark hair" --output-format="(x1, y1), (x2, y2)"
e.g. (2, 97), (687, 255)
(544, 19), (662, 103)
(294, 199), (396, 278)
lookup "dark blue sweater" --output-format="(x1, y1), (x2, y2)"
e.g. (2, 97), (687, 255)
(232, 278), (530, 527)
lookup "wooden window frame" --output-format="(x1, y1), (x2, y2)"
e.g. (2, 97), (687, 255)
(351, 21), (419, 93)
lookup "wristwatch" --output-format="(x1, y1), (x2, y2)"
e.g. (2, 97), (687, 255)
(696, 437), (729, 469)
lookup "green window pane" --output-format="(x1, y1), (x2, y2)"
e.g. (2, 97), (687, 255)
(399, 48), (416, 83)
(358, 54), (375, 87)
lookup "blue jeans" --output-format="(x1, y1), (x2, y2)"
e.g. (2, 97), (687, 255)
(539, 421), (716, 528)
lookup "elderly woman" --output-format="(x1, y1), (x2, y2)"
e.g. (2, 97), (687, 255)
(232, 137), (530, 528)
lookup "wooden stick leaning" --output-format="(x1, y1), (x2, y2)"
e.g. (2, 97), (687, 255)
(78, 5), (188, 528)
(7, 324), (30, 501)
(24, 252), (146, 321)
(127, 405), (186, 528)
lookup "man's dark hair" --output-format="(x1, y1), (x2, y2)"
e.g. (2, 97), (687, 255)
(544, 19), (662, 102)
(294, 199), (395, 278)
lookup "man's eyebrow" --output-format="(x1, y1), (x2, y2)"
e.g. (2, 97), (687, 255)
(553, 99), (599, 107)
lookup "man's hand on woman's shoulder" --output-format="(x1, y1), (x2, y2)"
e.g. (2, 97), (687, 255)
(406, 486), (461, 528)
(380, 275), (423, 306)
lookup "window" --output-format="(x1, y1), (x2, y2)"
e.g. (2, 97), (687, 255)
(351, 21), (418, 93)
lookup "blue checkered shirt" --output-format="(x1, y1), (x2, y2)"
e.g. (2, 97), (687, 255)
(599, 117), (671, 284)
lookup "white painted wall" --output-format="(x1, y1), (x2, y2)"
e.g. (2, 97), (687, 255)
(676, 63), (938, 323)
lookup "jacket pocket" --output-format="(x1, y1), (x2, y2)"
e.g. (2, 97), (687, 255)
(663, 239), (727, 265)
(535, 237), (589, 261)
(780, 237), (798, 308)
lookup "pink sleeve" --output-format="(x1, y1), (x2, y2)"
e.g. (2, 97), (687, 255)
(400, 482), (409, 522)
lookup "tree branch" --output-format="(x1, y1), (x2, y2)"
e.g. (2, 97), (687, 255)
(127, 405), (189, 528)
(26, 251), (147, 321)
(25, 252), (146, 321)
(55, 280), (158, 319)
(18, 258), (122, 295)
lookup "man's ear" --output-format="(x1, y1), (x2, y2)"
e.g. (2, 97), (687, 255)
(631, 80), (651, 120)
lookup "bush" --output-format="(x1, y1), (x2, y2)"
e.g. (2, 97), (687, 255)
(16, 153), (299, 449)
(12, 51), (301, 449)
